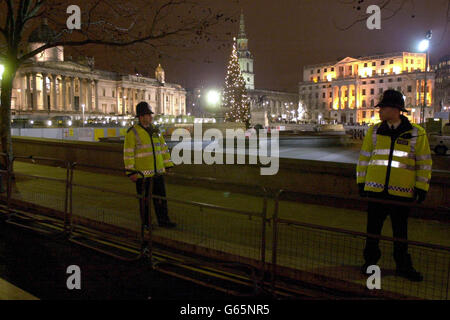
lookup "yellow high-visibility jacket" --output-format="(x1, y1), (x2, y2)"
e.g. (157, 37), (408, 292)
(123, 124), (174, 178)
(356, 116), (432, 199)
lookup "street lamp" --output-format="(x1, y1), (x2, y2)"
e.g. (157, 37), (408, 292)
(206, 90), (221, 106)
(418, 30), (432, 125)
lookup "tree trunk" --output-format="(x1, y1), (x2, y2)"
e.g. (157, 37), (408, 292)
(0, 65), (18, 193)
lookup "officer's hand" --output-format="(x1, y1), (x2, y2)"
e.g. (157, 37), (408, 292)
(129, 174), (139, 183)
(414, 188), (427, 204)
(358, 183), (367, 197)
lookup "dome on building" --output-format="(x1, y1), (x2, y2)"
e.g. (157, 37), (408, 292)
(28, 18), (57, 43)
(155, 63), (165, 83)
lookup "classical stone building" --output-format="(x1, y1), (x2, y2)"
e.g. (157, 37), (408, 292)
(8, 20), (186, 120)
(434, 54), (450, 112)
(299, 52), (436, 124)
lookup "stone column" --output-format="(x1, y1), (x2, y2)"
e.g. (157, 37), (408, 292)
(87, 79), (93, 112)
(94, 80), (99, 113)
(122, 88), (126, 115)
(51, 75), (57, 111)
(70, 77), (75, 111)
(61, 76), (67, 111)
(338, 86), (342, 110)
(42, 73), (48, 111)
(347, 86), (350, 109)
(26, 73), (31, 110)
(79, 78), (84, 112)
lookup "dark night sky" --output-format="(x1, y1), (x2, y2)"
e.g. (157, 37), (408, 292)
(77, 0), (449, 93)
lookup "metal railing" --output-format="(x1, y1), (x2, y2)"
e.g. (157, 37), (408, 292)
(0, 153), (448, 299)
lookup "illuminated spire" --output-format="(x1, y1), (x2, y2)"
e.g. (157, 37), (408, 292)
(238, 9), (246, 39)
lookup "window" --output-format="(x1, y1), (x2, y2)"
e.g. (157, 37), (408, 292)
(381, 61), (385, 65)
(329, 92), (332, 98)
(381, 69), (385, 74)
(390, 60), (394, 64)
(379, 79), (384, 83)
(397, 77), (402, 82)
(317, 76), (321, 81)
(329, 102), (332, 108)
(372, 62), (376, 66)
(317, 69), (320, 73)
(102, 88), (106, 96)
(322, 92), (326, 98)
(370, 99), (374, 107)
(324, 68), (327, 72)
(411, 59), (414, 64)
(370, 88), (375, 95)
(364, 63), (368, 68)
(379, 88), (383, 94)
(331, 67), (334, 72)
(370, 80), (375, 84)
(406, 59), (409, 63)
(362, 89), (366, 95)
(362, 81), (367, 85)
(112, 90), (115, 98)
(407, 85), (412, 92)
(388, 78), (393, 82)
(363, 111), (366, 118)
(362, 100), (367, 108)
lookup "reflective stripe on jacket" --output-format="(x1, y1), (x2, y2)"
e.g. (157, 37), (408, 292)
(123, 124), (174, 178)
(356, 116), (432, 198)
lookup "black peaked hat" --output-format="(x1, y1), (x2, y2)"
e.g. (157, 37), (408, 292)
(375, 89), (408, 112)
(136, 101), (154, 117)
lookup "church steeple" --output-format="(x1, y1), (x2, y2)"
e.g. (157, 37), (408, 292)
(239, 9), (246, 39)
(236, 9), (254, 90)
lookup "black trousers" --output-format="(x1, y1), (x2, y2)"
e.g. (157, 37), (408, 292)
(136, 175), (170, 226)
(363, 201), (409, 266)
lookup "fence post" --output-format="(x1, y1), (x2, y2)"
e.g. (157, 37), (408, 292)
(259, 187), (268, 291)
(68, 162), (75, 235)
(6, 155), (14, 217)
(63, 161), (70, 233)
(270, 189), (282, 294)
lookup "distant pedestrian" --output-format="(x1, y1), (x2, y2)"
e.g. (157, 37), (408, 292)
(356, 90), (432, 282)
(123, 102), (176, 229)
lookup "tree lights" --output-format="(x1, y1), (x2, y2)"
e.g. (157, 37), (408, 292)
(223, 39), (251, 128)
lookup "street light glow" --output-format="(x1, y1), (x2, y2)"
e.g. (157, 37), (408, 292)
(418, 39), (429, 52)
(0, 64), (4, 80)
(206, 90), (221, 105)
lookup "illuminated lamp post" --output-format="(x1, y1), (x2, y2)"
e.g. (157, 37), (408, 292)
(418, 30), (432, 125)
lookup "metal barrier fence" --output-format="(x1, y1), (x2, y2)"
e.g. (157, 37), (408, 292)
(0, 153), (448, 299)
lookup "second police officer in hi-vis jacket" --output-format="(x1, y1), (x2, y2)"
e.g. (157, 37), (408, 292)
(357, 90), (432, 282)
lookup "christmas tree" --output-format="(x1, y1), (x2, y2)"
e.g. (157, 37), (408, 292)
(223, 38), (251, 128)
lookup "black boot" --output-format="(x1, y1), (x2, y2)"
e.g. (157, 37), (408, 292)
(396, 254), (423, 282)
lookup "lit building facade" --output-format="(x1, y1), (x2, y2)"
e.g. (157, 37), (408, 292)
(299, 52), (436, 124)
(434, 54), (450, 112)
(8, 20), (186, 120)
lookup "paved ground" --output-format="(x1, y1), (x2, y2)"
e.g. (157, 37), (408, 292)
(0, 219), (231, 300)
(4, 161), (449, 299)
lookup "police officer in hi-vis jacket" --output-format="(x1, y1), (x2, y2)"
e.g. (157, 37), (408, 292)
(357, 90), (432, 282)
(124, 102), (176, 229)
